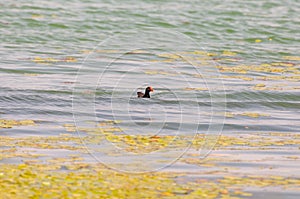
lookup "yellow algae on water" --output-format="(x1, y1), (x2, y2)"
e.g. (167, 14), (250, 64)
(206, 52), (217, 56)
(63, 124), (76, 132)
(33, 57), (77, 64)
(255, 84), (265, 87)
(225, 112), (234, 118)
(240, 112), (269, 118)
(221, 75), (254, 81)
(0, 163), (265, 199)
(260, 63), (271, 67)
(128, 50), (149, 54)
(283, 56), (300, 61)
(80, 50), (93, 54)
(96, 49), (119, 53)
(63, 57), (77, 62)
(184, 87), (208, 91)
(157, 53), (182, 60)
(31, 14), (44, 19)
(19, 120), (35, 125)
(224, 112), (269, 118)
(222, 51), (237, 56)
(0, 119), (36, 128)
(252, 84), (266, 90)
(192, 50), (208, 55)
(23, 73), (39, 76)
(33, 57), (46, 63)
(144, 70), (178, 76)
(278, 62), (294, 67)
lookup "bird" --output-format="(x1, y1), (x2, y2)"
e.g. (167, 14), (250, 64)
(137, 86), (154, 98)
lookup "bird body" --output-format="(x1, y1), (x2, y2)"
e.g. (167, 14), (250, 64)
(137, 86), (154, 98)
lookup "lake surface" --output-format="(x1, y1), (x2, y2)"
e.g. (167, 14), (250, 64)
(1, 0), (299, 198)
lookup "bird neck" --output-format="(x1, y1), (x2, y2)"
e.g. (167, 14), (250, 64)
(144, 89), (150, 98)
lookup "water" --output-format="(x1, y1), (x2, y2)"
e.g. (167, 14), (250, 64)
(1, 0), (300, 197)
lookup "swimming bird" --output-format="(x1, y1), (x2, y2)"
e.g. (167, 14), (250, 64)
(137, 86), (154, 98)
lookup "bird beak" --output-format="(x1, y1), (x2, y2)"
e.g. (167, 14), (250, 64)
(150, 87), (154, 92)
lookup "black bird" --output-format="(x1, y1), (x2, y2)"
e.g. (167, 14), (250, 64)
(137, 86), (154, 98)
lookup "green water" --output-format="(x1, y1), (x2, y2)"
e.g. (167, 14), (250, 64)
(0, 0), (299, 197)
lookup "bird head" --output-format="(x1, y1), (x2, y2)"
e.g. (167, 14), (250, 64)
(147, 86), (154, 92)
